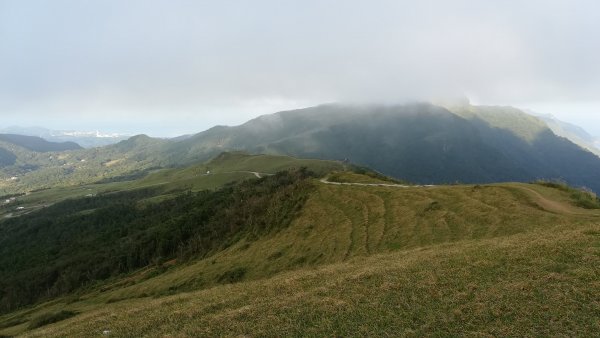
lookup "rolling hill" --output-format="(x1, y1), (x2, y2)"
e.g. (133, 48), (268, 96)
(0, 153), (598, 336)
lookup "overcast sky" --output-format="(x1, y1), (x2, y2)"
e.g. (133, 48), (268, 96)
(1, 0), (599, 137)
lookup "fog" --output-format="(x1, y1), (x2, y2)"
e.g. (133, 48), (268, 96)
(1, 0), (599, 136)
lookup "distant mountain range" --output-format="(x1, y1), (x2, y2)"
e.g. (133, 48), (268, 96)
(0, 126), (130, 148)
(0, 134), (81, 153)
(534, 114), (600, 157)
(0, 134), (81, 167)
(2, 102), (600, 194)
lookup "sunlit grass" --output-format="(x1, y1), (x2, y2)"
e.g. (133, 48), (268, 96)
(2, 175), (600, 336)
(22, 222), (600, 337)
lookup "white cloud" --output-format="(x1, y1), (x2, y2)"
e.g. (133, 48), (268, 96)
(1, 0), (599, 136)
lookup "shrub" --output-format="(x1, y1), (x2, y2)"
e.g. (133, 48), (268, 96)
(217, 267), (247, 284)
(28, 310), (77, 329)
(534, 179), (570, 192)
(534, 180), (600, 209)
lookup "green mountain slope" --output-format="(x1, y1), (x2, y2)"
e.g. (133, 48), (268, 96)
(0, 136), (170, 195)
(170, 103), (600, 192)
(0, 153), (345, 313)
(1, 158), (599, 336)
(0, 152), (343, 218)
(0, 148), (17, 167)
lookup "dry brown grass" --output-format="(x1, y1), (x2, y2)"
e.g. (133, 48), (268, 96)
(22, 222), (600, 337)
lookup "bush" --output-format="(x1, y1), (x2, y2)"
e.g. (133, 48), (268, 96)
(217, 267), (247, 284)
(534, 179), (571, 192)
(570, 190), (600, 209)
(28, 310), (77, 329)
(350, 166), (407, 184)
(534, 180), (600, 209)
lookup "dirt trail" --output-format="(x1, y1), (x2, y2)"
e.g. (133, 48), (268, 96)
(320, 178), (598, 217)
(319, 178), (433, 188)
(516, 186), (589, 215)
(222, 171), (273, 178)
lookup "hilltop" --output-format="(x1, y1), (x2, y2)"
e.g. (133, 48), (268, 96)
(0, 153), (599, 336)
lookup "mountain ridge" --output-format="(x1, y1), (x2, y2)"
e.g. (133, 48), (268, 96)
(0, 134), (82, 153)
(3, 102), (600, 194)
(163, 102), (600, 191)
(535, 114), (600, 157)
(0, 126), (130, 148)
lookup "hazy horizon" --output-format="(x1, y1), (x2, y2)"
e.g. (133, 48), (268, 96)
(2, 0), (599, 137)
(2, 100), (599, 139)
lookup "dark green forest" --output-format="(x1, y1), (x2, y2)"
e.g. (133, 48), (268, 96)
(0, 169), (315, 313)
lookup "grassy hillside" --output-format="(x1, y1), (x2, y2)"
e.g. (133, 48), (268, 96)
(20, 222), (600, 337)
(0, 170), (316, 314)
(0, 152), (343, 219)
(0, 153), (344, 312)
(2, 173), (598, 336)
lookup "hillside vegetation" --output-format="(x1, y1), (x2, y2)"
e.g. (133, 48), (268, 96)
(1, 165), (599, 336)
(0, 169), (315, 313)
(0, 152), (343, 219)
(0, 153), (345, 312)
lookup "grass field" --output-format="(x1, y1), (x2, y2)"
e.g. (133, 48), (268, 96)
(2, 175), (599, 337)
(20, 222), (600, 337)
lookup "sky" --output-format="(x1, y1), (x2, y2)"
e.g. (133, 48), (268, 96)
(1, 0), (599, 137)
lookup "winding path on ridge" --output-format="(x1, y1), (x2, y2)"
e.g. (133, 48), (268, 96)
(514, 186), (597, 216)
(222, 171), (268, 178)
(319, 177), (434, 188)
(318, 177), (599, 217)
